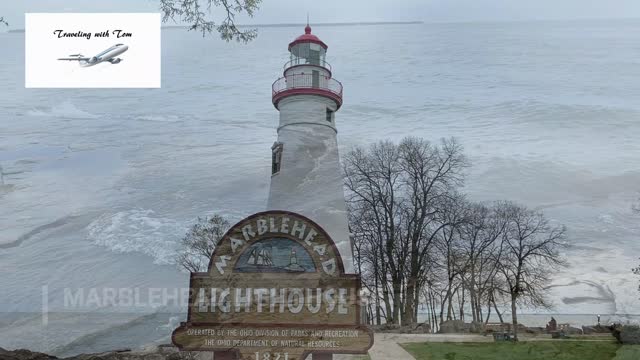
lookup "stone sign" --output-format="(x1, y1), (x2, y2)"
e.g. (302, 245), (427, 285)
(172, 211), (373, 360)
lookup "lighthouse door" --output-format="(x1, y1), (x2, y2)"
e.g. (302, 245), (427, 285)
(312, 70), (320, 88)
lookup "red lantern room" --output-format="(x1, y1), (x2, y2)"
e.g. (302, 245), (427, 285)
(272, 25), (343, 110)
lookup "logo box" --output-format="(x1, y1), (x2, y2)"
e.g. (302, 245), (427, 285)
(25, 13), (161, 88)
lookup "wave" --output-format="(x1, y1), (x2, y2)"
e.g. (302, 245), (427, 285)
(135, 114), (182, 122)
(50, 311), (183, 357)
(0, 215), (82, 248)
(26, 101), (99, 119)
(86, 209), (188, 265)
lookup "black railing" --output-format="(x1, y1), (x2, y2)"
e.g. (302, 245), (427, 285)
(284, 58), (332, 72)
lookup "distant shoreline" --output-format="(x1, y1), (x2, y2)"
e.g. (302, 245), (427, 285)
(164, 21), (424, 29)
(2, 21), (424, 34)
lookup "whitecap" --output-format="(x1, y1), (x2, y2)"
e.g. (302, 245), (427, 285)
(26, 101), (98, 119)
(135, 114), (181, 122)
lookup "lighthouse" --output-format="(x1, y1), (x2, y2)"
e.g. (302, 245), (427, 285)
(268, 24), (354, 274)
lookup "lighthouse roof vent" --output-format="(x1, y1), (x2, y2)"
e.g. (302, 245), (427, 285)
(288, 25), (328, 51)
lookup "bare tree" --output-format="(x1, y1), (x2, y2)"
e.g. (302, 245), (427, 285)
(176, 214), (231, 272)
(345, 137), (467, 326)
(497, 202), (567, 340)
(160, 0), (261, 42)
(399, 137), (468, 326)
(349, 203), (390, 325)
(432, 194), (467, 325)
(346, 138), (567, 331)
(345, 141), (404, 324)
(0, 17), (7, 26)
(456, 202), (508, 325)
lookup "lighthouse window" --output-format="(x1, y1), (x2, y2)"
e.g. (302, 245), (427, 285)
(309, 49), (320, 66)
(271, 142), (283, 175)
(326, 108), (334, 123)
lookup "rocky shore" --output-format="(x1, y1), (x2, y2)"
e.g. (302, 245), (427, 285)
(0, 347), (194, 360)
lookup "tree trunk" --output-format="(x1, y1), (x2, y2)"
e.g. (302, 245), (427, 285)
(392, 279), (402, 325)
(374, 257), (381, 325)
(510, 294), (519, 341)
(447, 289), (454, 321)
(413, 283), (420, 324)
(382, 279), (393, 324)
(428, 290), (438, 333)
(484, 302), (492, 325)
(403, 278), (416, 326)
(439, 293), (446, 326)
(459, 288), (465, 322)
(492, 296), (504, 323)
(469, 286), (478, 324)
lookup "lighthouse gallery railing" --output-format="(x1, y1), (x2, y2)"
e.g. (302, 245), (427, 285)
(272, 74), (343, 98)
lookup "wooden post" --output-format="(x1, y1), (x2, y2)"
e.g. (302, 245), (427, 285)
(213, 351), (235, 360)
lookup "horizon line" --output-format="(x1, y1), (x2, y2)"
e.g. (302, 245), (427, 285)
(5, 17), (640, 33)
(172, 20), (425, 29)
(3, 20), (424, 33)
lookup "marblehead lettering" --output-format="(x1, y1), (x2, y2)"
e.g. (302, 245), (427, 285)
(216, 215), (337, 275)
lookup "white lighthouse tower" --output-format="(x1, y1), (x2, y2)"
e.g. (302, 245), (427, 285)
(268, 24), (354, 274)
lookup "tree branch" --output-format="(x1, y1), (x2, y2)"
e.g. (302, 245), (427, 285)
(159, 0), (260, 42)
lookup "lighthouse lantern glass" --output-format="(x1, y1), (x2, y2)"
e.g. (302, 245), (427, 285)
(289, 43), (326, 67)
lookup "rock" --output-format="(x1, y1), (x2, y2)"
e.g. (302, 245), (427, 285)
(565, 326), (583, 335)
(0, 348), (58, 360)
(409, 322), (431, 334)
(371, 322), (432, 333)
(525, 327), (545, 334)
(582, 325), (611, 334)
(438, 320), (467, 334)
(371, 323), (401, 332)
(0, 349), (199, 360)
(469, 322), (484, 334)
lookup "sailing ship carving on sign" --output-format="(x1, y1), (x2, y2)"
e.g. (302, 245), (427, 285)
(172, 210), (373, 360)
(247, 245), (274, 266)
(236, 239), (312, 273)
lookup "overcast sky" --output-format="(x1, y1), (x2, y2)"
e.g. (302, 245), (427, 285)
(3, 0), (640, 28)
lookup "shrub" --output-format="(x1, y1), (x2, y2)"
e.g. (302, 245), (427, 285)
(611, 324), (640, 345)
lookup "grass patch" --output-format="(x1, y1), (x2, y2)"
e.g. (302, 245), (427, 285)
(400, 341), (637, 360)
(614, 345), (640, 360)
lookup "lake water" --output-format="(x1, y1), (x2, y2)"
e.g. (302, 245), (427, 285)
(1, 19), (640, 354)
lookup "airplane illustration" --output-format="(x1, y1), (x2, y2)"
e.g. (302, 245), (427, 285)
(57, 44), (128, 67)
